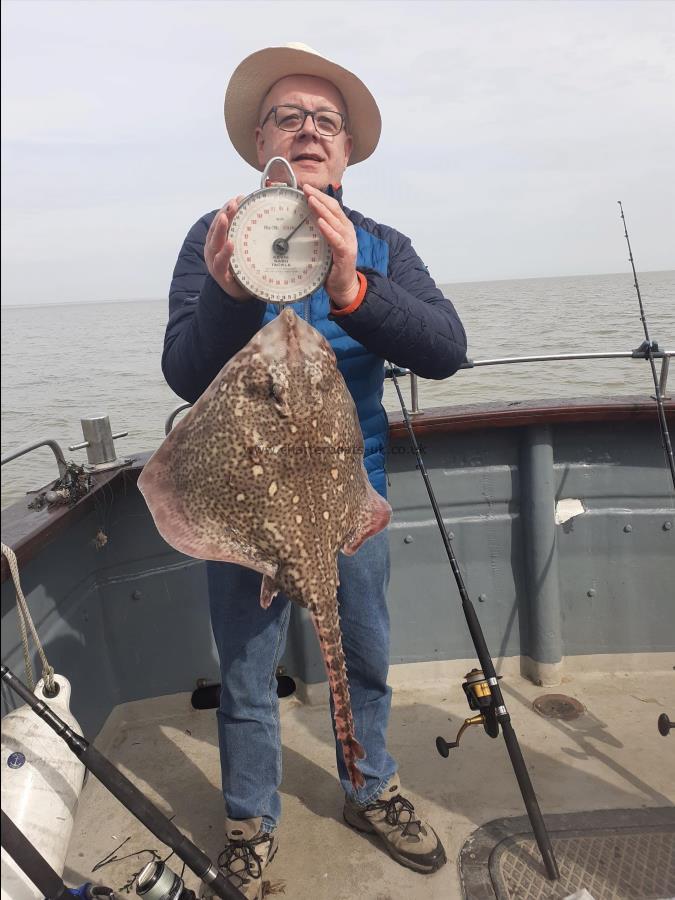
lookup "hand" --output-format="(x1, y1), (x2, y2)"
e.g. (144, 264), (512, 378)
(303, 184), (360, 308)
(204, 196), (251, 301)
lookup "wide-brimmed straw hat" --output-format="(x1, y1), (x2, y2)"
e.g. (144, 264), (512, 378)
(224, 42), (381, 170)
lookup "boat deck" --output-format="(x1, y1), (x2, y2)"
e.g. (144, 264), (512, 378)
(64, 658), (675, 899)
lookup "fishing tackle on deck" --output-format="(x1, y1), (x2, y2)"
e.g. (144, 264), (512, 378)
(0, 664), (245, 900)
(136, 861), (196, 900)
(1, 675), (86, 900)
(0, 812), (115, 900)
(2, 809), (73, 900)
(386, 365), (560, 883)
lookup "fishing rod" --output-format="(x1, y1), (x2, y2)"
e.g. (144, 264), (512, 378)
(618, 201), (675, 493)
(619, 202), (675, 743)
(2, 810), (77, 899)
(0, 664), (245, 900)
(387, 367), (560, 882)
(2, 807), (198, 900)
(1, 810), (118, 898)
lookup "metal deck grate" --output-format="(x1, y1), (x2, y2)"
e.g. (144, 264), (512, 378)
(494, 828), (675, 899)
(460, 808), (675, 900)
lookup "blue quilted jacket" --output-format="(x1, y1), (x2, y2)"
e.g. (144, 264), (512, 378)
(163, 187), (467, 497)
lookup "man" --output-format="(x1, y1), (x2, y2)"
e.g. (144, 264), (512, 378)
(163, 43), (467, 899)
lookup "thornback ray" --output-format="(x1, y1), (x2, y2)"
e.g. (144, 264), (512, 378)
(138, 308), (392, 789)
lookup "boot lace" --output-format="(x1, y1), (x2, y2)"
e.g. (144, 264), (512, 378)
(371, 793), (426, 839)
(218, 831), (271, 883)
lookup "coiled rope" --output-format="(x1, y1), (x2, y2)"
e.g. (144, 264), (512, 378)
(1, 542), (56, 693)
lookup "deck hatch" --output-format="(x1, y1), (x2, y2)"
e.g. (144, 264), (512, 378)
(459, 807), (675, 900)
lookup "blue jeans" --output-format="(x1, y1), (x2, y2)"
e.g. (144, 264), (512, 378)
(207, 529), (397, 831)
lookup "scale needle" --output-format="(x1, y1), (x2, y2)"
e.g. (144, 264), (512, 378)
(273, 216), (308, 255)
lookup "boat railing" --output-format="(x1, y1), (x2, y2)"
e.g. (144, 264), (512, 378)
(0, 345), (671, 510)
(164, 345), (674, 430)
(0, 439), (69, 479)
(165, 402), (193, 435)
(1, 417), (129, 484)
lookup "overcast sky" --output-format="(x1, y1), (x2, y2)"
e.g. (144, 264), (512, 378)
(1, 0), (673, 305)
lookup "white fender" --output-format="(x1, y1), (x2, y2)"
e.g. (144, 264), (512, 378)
(1, 675), (86, 900)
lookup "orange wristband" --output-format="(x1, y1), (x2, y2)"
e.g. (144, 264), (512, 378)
(330, 272), (368, 317)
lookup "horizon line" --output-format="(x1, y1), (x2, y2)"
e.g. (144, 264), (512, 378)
(1, 268), (673, 309)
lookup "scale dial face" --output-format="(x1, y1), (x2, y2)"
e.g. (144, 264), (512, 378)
(228, 186), (332, 304)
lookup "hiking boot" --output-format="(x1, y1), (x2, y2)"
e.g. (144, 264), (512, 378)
(201, 816), (278, 900)
(343, 776), (447, 874)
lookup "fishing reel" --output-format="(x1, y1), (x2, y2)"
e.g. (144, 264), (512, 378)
(136, 861), (196, 900)
(658, 713), (673, 736)
(436, 668), (501, 757)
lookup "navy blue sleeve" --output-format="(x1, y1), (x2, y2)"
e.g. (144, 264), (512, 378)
(162, 212), (267, 403)
(331, 229), (467, 379)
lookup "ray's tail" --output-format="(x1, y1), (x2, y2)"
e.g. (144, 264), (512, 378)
(310, 602), (366, 790)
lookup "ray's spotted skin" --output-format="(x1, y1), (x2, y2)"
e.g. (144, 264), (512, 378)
(138, 308), (391, 788)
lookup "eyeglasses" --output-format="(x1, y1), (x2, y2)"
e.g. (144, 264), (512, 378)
(260, 104), (346, 137)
